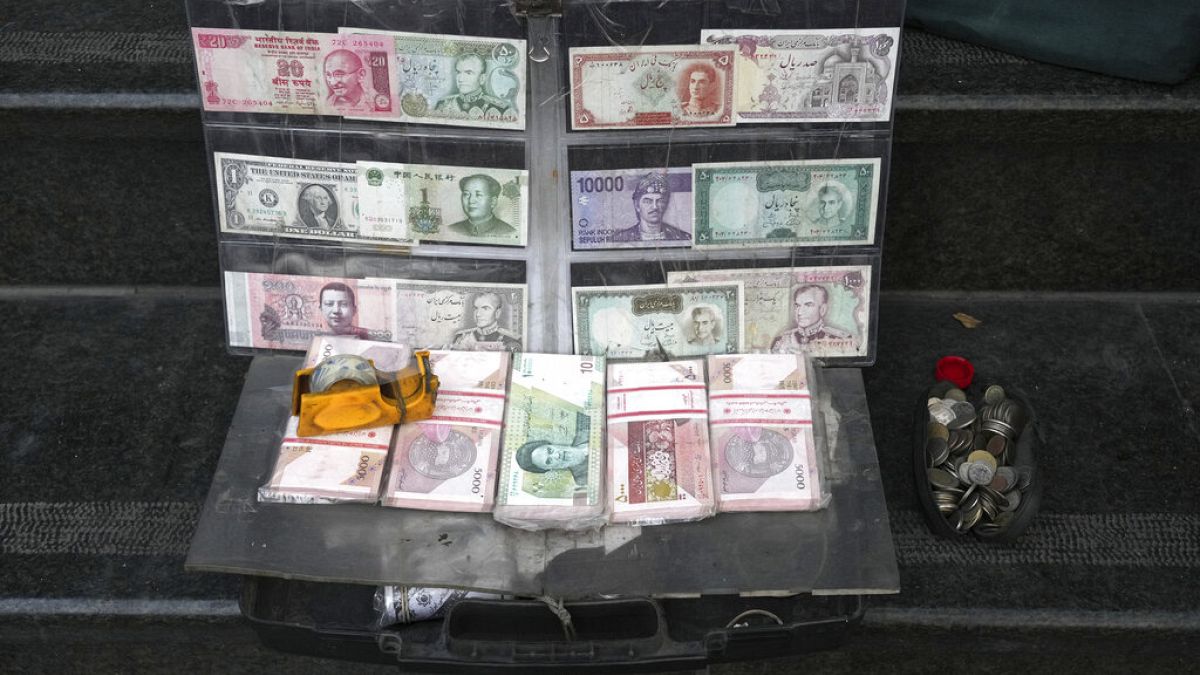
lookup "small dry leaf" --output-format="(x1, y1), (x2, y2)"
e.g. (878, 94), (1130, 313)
(953, 312), (982, 328)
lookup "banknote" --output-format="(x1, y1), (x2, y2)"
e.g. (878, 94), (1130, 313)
(224, 271), (394, 350)
(384, 350), (510, 512)
(572, 283), (744, 360)
(346, 29), (526, 130)
(215, 153), (410, 246)
(569, 45), (736, 130)
(372, 278), (527, 353)
(357, 161), (528, 247)
(693, 158), (881, 248)
(192, 29), (395, 117)
(304, 335), (413, 373)
(701, 28), (901, 124)
(668, 265), (871, 360)
(706, 353), (824, 512)
(607, 360), (715, 524)
(570, 168), (692, 250)
(258, 415), (393, 504)
(495, 353), (606, 529)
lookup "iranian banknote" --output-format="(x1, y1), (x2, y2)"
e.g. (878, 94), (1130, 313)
(347, 29), (526, 130)
(224, 271), (394, 350)
(607, 360), (714, 524)
(215, 153), (410, 246)
(572, 283), (744, 360)
(192, 29), (395, 117)
(667, 265), (871, 360)
(707, 353), (825, 512)
(692, 158), (881, 248)
(375, 278), (528, 352)
(701, 28), (901, 124)
(495, 353), (607, 530)
(384, 350), (510, 512)
(570, 167), (692, 250)
(569, 45), (736, 130)
(357, 161), (528, 247)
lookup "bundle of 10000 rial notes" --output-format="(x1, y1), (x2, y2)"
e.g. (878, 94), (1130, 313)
(707, 353), (826, 511)
(607, 360), (715, 525)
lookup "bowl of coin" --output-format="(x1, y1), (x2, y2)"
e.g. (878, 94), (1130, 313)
(913, 380), (1041, 543)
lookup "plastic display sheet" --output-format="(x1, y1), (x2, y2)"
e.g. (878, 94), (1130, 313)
(186, 356), (899, 598)
(188, 0), (901, 364)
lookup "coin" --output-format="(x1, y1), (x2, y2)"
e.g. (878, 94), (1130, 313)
(947, 401), (976, 430)
(984, 384), (1006, 405)
(1000, 489), (1021, 512)
(966, 461), (996, 486)
(962, 502), (983, 529)
(928, 399), (956, 425)
(985, 434), (1007, 458)
(957, 462), (973, 486)
(928, 467), (960, 490)
(927, 422), (950, 441)
(926, 437), (950, 466)
(944, 388), (967, 402)
(967, 450), (998, 470)
(979, 492), (998, 520)
(994, 467), (1017, 492)
(988, 471), (1011, 493)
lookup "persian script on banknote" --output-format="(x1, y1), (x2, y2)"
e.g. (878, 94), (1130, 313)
(607, 360), (715, 524)
(348, 29), (526, 130)
(692, 158), (881, 249)
(192, 29), (395, 117)
(707, 353), (825, 512)
(701, 28), (901, 124)
(572, 283), (744, 360)
(357, 161), (528, 247)
(668, 265), (871, 359)
(224, 271), (394, 350)
(384, 350), (510, 512)
(371, 278), (528, 353)
(570, 167), (693, 250)
(569, 45), (736, 130)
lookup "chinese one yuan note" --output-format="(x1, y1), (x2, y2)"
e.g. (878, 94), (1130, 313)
(607, 359), (715, 524)
(384, 350), (511, 512)
(706, 353), (825, 512)
(192, 29), (396, 117)
(700, 28), (901, 124)
(569, 45), (736, 130)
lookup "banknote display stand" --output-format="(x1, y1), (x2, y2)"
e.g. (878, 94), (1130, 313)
(188, 356), (899, 669)
(186, 0), (903, 667)
(189, 0), (897, 366)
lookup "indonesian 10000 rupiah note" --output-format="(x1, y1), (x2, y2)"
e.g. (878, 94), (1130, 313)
(192, 29), (396, 117)
(668, 265), (871, 360)
(700, 28), (901, 124)
(570, 167), (693, 250)
(692, 158), (880, 248)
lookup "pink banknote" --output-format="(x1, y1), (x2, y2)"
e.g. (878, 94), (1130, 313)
(607, 360), (715, 525)
(384, 351), (510, 512)
(707, 354), (825, 512)
(223, 271), (394, 351)
(192, 28), (396, 117)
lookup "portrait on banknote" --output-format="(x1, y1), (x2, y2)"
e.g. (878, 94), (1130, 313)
(317, 282), (370, 339)
(515, 439), (591, 493)
(675, 61), (724, 119)
(449, 174), (517, 239)
(768, 283), (855, 353)
(448, 291), (522, 351)
(685, 305), (722, 347)
(322, 48), (374, 114)
(294, 184), (344, 230)
(433, 52), (515, 120)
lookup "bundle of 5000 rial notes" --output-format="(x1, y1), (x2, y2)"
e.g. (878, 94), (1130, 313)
(706, 353), (827, 512)
(607, 360), (716, 525)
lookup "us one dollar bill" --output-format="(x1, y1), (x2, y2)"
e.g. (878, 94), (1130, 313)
(192, 29), (395, 117)
(572, 282), (744, 360)
(376, 278), (528, 352)
(495, 353), (606, 529)
(224, 271), (394, 350)
(384, 350), (511, 512)
(607, 360), (715, 525)
(570, 167), (693, 250)
(216, 153), (410, 246)
(348, 29), (526, 130)
(701, 28), (901, 124)
(667, 265), (871, 360)
(357, 161), (528, 247)
(693, 158), (880, 248)
(707, 353), (824, 512)
(569, 45), (736, 130)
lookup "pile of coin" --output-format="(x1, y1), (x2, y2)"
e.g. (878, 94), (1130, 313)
(924, 384), (1033, 536)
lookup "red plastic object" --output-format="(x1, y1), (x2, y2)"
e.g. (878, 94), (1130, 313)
(935, 356), (974, 389)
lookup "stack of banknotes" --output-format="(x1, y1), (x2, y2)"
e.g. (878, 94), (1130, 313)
(607, 360), (715, 525)
(383, 350), (510, 512)
(258, 337), (412, 504)
(493, 353), (609, 531)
